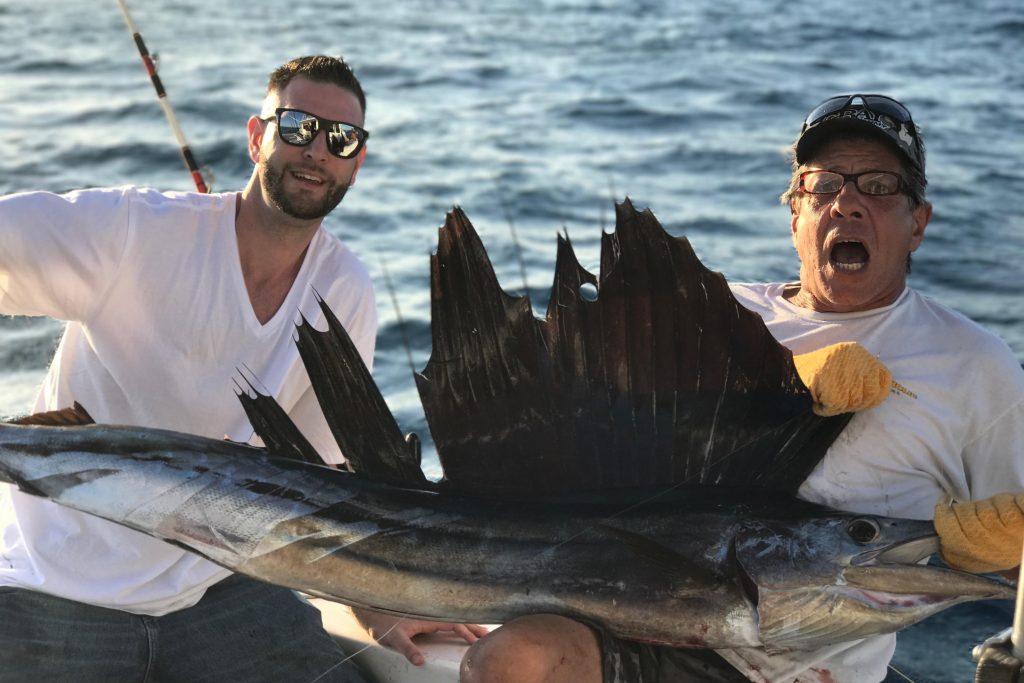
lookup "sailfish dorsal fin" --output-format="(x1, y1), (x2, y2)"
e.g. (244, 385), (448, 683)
(417, 201), (849, 497)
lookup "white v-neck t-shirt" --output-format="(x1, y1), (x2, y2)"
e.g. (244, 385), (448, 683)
(0, 186), (377, 614)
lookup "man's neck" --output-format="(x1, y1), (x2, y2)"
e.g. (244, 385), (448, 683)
(235, 185), (321, 325)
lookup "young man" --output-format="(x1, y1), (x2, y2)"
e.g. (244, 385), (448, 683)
(459, 95), (1024, 683)
(0, 55), (480, 682)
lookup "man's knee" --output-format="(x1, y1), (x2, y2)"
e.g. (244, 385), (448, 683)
(460, 614), (602, 683)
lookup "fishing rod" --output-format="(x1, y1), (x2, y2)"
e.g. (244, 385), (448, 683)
(114, 0), (210, 193)
(498, 190), (530, 296)
(378, 256), (417, 379)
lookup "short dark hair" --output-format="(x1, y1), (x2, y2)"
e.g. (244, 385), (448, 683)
(266, 55), (366, 116)
(779, 130), (928, 209)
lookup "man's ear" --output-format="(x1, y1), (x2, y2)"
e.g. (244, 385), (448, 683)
(789, 197), (804, 250)
(909, 201), (932, 252)
(348, 146), (368, 186)
(246, 116), (266, 163)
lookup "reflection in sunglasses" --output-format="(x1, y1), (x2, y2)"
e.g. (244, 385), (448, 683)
(267, 108), (369, 159)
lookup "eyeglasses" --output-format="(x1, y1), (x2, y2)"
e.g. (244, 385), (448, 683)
(799, 170), (903, 196)
(801, 94), (923, 171)
(262, 108), (369, 159)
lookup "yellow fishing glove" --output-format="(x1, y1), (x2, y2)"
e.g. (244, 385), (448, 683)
(935, 493), (1024, 573)
(792, 342), (892, 416)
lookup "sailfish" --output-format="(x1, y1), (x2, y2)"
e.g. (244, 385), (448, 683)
(0, 201), (1011, 652)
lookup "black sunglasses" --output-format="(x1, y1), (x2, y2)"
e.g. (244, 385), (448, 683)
(804, 94), (913, 130)
(263, 108), (369, 159)
(802, 94), (923, 169)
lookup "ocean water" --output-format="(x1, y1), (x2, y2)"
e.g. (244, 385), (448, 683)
(0, 0), (1022, 679)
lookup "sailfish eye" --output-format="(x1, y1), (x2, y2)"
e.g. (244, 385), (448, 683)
(847, 517), (881, 544)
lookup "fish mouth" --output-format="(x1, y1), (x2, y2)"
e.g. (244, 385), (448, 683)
(751, 530), (1014, 652)
(844, 531), (1014, 605)
(840, 563), (1015, 606)
(829, 239), (869, 272)
(733, 546), (1008, 610)
(755, 561), (1014, 652)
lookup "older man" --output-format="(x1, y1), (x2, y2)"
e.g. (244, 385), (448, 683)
(460, 95), (1024, 682)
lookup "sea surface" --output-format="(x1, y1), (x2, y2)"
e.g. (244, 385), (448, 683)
(0, 0), (1021, 680)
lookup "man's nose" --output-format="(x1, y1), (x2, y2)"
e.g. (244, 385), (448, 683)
(830, 181), (865, 218)
(304, 129), (330, 161)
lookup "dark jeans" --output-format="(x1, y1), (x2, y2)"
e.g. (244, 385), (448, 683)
(0, 574), (373, 683)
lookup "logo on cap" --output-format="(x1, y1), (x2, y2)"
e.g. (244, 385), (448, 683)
(897, 124), (914, 149)
(822, 108), (895, 132)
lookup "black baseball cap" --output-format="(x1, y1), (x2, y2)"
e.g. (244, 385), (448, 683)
(796, 94), (925, 173)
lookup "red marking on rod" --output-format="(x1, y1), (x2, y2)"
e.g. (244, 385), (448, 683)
(182, 147), (208, 193)
(191, 171), (209, 195)
(132, 34), (166, 96)
(121, 8), (208, 192)
(142, 55), (157, 78)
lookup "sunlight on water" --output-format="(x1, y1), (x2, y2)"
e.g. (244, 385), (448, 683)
(0, 370), (42, 417)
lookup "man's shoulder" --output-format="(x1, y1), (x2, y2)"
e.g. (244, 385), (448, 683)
(728, 281), (793, 319)
(309, 230), (369, 276)
(63, 185), (228, 203)
(305, 230), (375, 304)
(729, 281), (789, 299)
(118, 186), (236, 212)
(902, 288), (1023, 383)
(905, 288), (1012, 350)
(729, 281), (778, 295)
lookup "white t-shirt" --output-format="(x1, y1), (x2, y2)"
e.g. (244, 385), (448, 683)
(716, 282), (1024, 682)
(0, 186), (377, 615)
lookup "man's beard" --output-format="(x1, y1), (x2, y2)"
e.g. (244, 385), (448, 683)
(260, 159), (349, 220)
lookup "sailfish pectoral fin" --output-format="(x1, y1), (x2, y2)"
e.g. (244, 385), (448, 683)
(8, 402), (96, 427)
(596, 523), (721, 585)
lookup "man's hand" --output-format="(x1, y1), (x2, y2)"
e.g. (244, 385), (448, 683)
(792, 342), (892, 416)
(352, 607), (489, 666)
(935, 493), (1024, 573)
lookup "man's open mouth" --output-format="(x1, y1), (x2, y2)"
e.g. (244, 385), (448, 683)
(830, 240), (869, 272)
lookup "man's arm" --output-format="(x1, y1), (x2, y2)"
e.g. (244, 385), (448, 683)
(0, 188), (132, 320)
